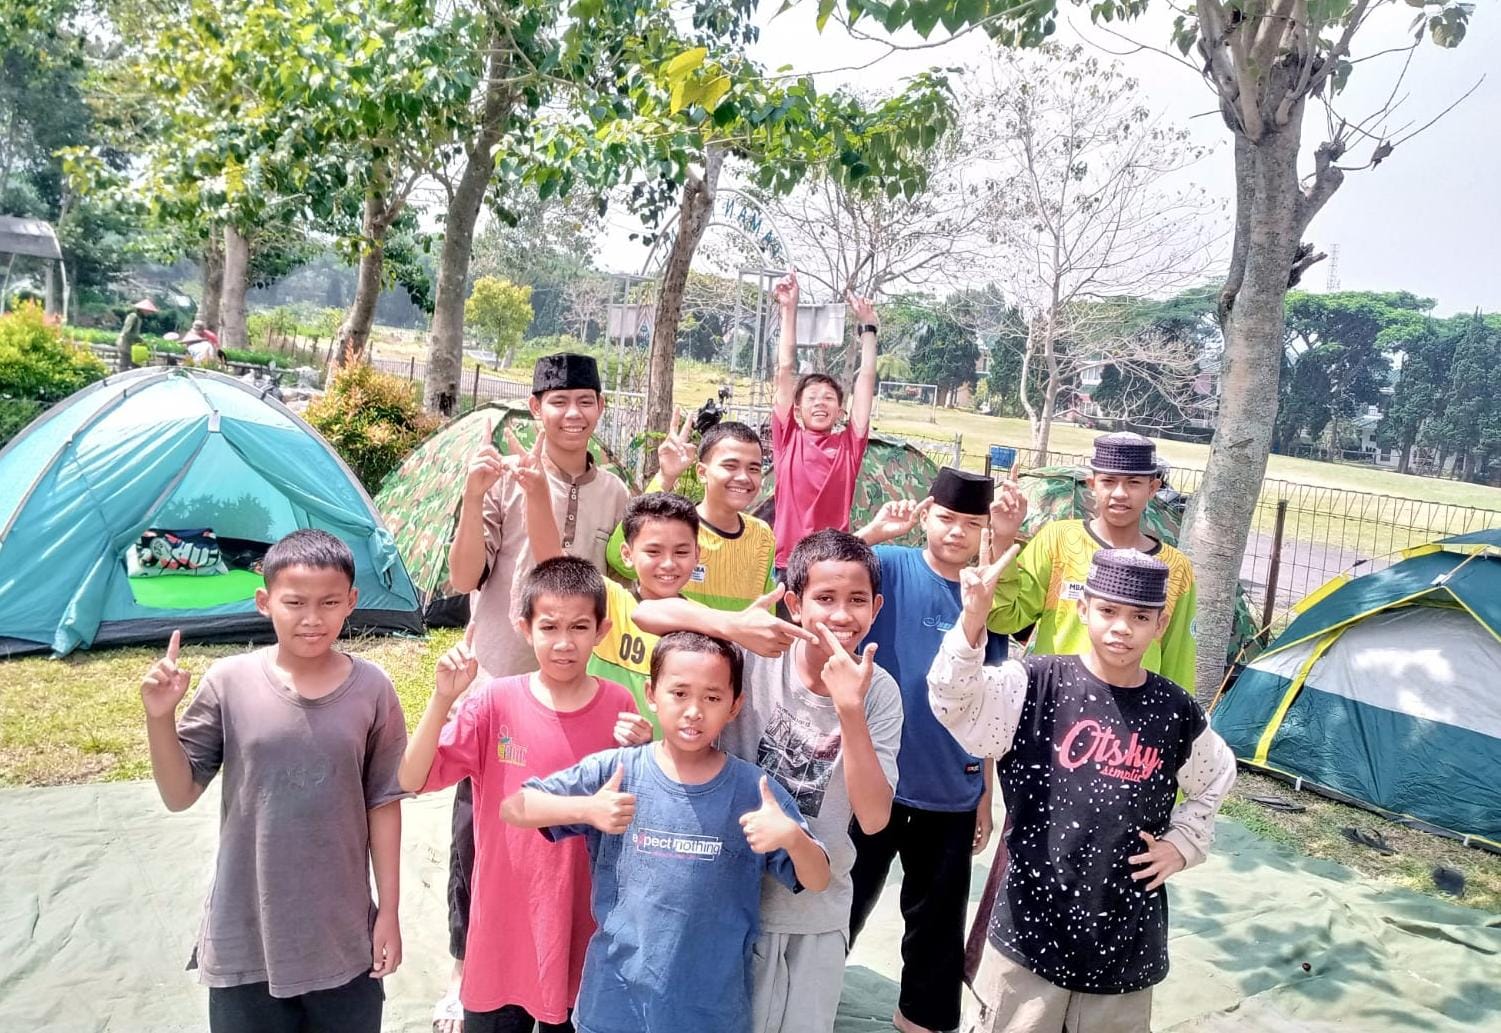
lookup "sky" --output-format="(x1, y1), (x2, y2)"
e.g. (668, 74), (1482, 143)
(593, 3), (1500, 317)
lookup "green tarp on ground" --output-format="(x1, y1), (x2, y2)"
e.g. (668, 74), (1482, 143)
(3, 781), (1499, 1032)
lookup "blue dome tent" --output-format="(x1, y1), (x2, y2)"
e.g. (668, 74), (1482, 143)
(0, 367), (421, 656)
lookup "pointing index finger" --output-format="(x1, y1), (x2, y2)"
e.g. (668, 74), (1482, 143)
(504, 424), (526, 456)
(166, 629), (182, 663)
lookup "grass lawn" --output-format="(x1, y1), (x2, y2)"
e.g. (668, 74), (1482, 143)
(4, 629), (1497, 913)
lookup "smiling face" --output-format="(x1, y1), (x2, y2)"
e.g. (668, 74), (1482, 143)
(698, 437), (764, 513)
(1077, 594), (1168, 675)
(255, 564), (358, 659)
(794, 376), (844, 434)
(621, 517), (699, 600)
(518, 592), (610, 683)
(647, 648), (742, 754)
(787, 559), (883, 664)
(922, 503), (988, 573)
(1088, 473), (1161, 531)
(529, 388), (604, 454)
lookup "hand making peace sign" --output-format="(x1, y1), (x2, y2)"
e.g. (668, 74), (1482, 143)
(503, 423), (547, 496)
(657, 408), (697, 485)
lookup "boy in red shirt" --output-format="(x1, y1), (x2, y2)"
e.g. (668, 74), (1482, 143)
(769, 270), (880, 571)
(400, 557), (648, 1033)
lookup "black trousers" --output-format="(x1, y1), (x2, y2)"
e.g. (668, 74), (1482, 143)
(849, 802), (978, 1032)
(449, 776), (476, 959)
(209, 973), (383, 1033)
(464, 1004), (575, 1033)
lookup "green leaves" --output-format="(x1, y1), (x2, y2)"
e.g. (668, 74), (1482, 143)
(663, 47), (708, 80)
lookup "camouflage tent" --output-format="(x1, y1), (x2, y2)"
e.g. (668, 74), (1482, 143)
(375, 401), (631, 626)
(625, 427), (941, 548)
(1014, 465), (1262, 664)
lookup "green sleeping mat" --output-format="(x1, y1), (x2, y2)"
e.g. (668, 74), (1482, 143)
(127, 569), (265, 609)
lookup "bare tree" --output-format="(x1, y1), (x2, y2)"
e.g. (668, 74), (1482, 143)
(977, 44), (1222, 463)
(760, 122), (1002, 385)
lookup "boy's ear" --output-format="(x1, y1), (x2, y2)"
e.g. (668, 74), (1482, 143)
(1075, 596), (1090, 622)
(593, 617), (613, 648)
(527, 395), (543, 419)
(254, 587), (271, 617)
(515, 615), (533, 643)
(784, 589), (803, 623)
(1154, 608), (1170, 636)
(728, 691), (745, 720)
(346, 586), (359, 611)
(868, 592), (884, 625)
(619, 541), (634, 570)
(643, 679), (657, 711)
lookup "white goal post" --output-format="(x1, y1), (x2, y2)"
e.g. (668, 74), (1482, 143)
(875, 380), (939, 422)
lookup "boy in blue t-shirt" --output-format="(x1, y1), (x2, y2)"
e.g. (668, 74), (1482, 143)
(851, 467), (1016, 1033)
(502, 632), (831, 1033)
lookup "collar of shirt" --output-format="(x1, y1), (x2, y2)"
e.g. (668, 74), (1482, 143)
(541, 451), (598, 486)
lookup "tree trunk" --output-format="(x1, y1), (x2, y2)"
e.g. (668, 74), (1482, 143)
(1181, 127), (1303, 701)
(337, 187), (401, 366)
(199, 235), (224, 329)
(1398, 430), (1415, 475)
(424, 43), (513, 415)
(220, 224), (250, 351)
(643, 147), (725, 478)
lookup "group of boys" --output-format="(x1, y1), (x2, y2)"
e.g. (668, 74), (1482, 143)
(141, 270), (1234, 1033)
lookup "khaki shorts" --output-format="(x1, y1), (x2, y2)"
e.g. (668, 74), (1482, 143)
(964, 943), (1152, 1033)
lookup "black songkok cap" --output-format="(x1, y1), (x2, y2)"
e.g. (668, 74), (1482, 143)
(1085, 548), (1170, 609)
(1089, 432), (1159, 476)
(532, 353), (602, 396)
(929, 467), (994, 516)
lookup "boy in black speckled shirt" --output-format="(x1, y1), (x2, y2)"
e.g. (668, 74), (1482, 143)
(928, 541), (1236, 1033)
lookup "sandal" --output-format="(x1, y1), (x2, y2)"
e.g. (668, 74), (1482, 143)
(1340, 826), (1396, 856)
(1249, 793), (1306, 814)
(433, 990), (464, 1033)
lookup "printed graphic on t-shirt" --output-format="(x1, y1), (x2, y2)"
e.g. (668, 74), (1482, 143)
(1055, 718), (1163, 783)
(631, 827), (724, 862)
(756, 705), (841, 817)
(496, 724), (529, 766)
(1060, 579), (1086, 601)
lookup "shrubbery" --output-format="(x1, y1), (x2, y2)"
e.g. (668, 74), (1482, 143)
(0, 303), (109, 404)
(304, 363), (440, 492)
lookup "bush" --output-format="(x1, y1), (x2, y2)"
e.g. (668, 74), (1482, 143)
(0, 303), (109, 403)
(0, 398), (46, 449)
(304, 363), (440, 492)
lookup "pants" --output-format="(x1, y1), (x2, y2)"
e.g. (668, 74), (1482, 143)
(750, 928), (847, 1033)
(849, 802), (978, 1031)
(209, 973), (383, 1033)
(963, 945), (1152, 1033)
(464, 1004), (575, 1033)
(449, 777), (476, 959)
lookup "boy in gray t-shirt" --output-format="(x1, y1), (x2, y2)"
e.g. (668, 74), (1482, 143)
(139, 530), (407, 1033)
(636, 530), (903, 1033)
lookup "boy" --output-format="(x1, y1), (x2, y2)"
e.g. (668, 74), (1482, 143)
(502, 632), (832, 1033)
(769, 269), (880, 571)
(443, 352), (629, 1029)
(607, 418), (777, 612)
(399, 557), (643, 1033)
(930, 542), (1236, 1033)
(138, 529), (405, 1033)
(987, 431), (1198, 689)
(634, 529), (904, 1033)
(849, 468), (1009, 1033)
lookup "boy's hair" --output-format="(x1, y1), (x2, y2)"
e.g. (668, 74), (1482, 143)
(622, 491), (700, 544)
(793, 373), (845, 408)
(698, 421), (763, 464)
(519, 556), (607, 623)
(262, 529), (355, 588)
(649, 631), (744, 699)
(784, 529), (881, 598)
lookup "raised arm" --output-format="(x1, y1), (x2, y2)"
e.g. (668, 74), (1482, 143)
(140, 630), (208, 812)
(929, 533), (1029, 759)
(772, 269), (800, 417)
(853, 497), (929, 546)
(398, 627), (479, 793)
(449, 421), (506, 594)
(846, 292), (879, 437)
(633, 586), (816, 657)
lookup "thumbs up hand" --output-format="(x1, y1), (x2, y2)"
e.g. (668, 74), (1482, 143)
(588, 765), (637, 835)
(141, 629), (192, 719)
(435, 624), (480, 703)
(740, 775), (802, 854)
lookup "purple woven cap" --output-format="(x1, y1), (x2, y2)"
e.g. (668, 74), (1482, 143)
(1089, 432), (1159, 476)
(1085, 548), (1169, 608)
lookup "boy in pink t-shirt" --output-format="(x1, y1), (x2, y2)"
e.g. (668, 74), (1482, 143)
(400, 557), (649, 1031)
(770, 269), (880, 569)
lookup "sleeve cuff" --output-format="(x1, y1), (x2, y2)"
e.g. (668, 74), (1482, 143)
(942, 623), (986, 661)
(1161, 827), (1206, 870)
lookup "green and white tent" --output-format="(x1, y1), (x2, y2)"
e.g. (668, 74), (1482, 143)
(1212, 530), (1501, 849)
(0, 367), (421, 656)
